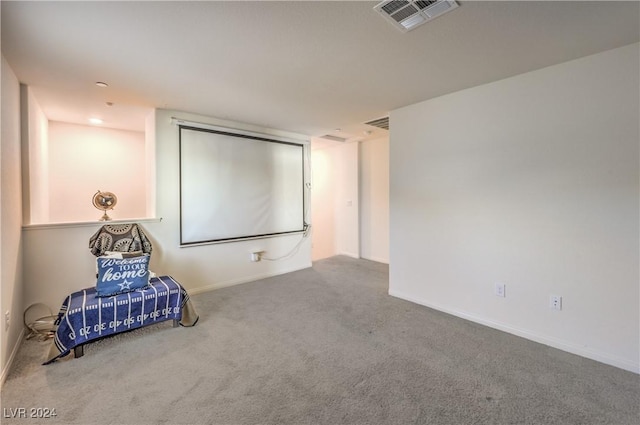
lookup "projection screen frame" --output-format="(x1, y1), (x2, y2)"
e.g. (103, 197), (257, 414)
(178, 123), (307, 247)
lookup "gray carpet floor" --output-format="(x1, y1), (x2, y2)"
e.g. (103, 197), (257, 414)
(1, 256), (638, 424)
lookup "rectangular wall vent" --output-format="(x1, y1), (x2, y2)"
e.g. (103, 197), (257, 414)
(364, 117), (390, 130)
(374, 0), (458, 32)
(320, 134), (349, 143)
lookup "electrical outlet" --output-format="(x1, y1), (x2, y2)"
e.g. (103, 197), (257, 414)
(4, 311), (10, 331)
(550, 295), (562, 310)
(494, 283), (506, 298)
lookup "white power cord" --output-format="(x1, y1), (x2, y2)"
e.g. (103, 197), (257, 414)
(261, 224), (311, 261)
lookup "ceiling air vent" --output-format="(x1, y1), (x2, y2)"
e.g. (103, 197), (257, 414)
(320, 134), (349, 143)
(365, 116), (390, 130)
(374, 0), (458, 32)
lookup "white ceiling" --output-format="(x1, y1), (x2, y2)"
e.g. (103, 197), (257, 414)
(2, 1), (638, 140)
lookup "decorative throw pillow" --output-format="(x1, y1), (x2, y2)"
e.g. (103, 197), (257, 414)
(95, 251), (143, 276)
(96, 254), (150, 297)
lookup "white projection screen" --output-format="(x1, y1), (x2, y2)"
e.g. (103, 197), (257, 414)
(179, 125), (305, 245)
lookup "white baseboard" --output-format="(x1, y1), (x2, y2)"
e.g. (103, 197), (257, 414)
(389, 288), (639, 374)
(0, 329), (25, 390)
(337, 251), (360, 259)
(360, 255), (389, 264)
(189, 263), (312, 295)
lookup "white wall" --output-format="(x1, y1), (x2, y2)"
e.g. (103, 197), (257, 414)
(22, 224), (102, 312)
(1, 55), (25, 384)
(310, 141), (360, 261)
(311, 138), (389, 263)
(389, 43), (640, 373)
(359, 137), (389, 263)
(335, 142), (360, 258)
(144, 111), (156, 218)
(20, 85), (49, 224)
(310, 144), (337, 260)
(47, 122), (147, 223)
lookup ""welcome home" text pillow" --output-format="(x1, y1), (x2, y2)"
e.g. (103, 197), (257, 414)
(96, 254), (150, 297)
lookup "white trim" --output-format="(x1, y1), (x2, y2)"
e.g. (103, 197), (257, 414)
(360, 255), (389, 264)
(22, 217), (162, 231)
(0, 329), (25, 390)
(171, 117), (309, 146)
(180, 230), (306, 248)
(338, 251), (360, 259)
(188, 263), (312, 295)
(389, 288), (639, 374)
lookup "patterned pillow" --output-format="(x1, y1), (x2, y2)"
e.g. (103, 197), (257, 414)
(96, 254), (150, 297)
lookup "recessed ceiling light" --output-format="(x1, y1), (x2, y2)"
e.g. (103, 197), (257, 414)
(89, 118), (103, 125)
(95, 82), (108, 88)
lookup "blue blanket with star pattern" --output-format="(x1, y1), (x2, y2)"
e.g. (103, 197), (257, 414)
(45, 276), (188, 364)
